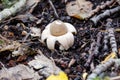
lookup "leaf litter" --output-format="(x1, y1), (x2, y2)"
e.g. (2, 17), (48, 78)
(0, 0), (120, 80)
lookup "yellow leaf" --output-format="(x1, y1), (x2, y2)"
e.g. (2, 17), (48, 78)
(46, 71), (68, 80)
(82, 72), (88, 80)
(102, 52), (116, 63)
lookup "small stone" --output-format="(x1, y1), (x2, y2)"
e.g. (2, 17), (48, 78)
(22, 31), (27, 36)
(4, 25), (9, 30)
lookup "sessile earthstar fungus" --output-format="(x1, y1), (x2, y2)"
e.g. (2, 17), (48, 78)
(41, 20), (77, 50)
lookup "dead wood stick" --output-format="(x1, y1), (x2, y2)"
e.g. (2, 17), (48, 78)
(102, 32), (109, 56)
(90, 6), (120, 25)
(110, 76), (120, 80)
(84, 32), (102, 68)
(84, 40), (96, 68)
(87, 59), (120, 80)
(106, 19), (118, 53)
(48, 0), (59, 18)
(88, 0), (116, 18)
(108, 28), (117, 53)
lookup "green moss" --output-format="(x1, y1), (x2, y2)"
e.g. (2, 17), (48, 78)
(0, 40), (4, 45)
(93, 76), (101, 80)
(93, 76), (110, 80)
(1, 0), (18, 8)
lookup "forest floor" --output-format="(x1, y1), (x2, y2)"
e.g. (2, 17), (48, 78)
(0, 0), (120, 80)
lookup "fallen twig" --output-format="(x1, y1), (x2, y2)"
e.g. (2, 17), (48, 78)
(88, 0), (116, 18)
(106, 19), (118, 53)
(68, 58), (76, 68)
(102, 32), (109, 56)
(84, 40), (96, 68)
(108, 28), (117, 53)
(87, 59), (120, 80)
(48, 0), (59, 18)
(22, 30), (31, 43)
(84, 32), (102, 68)
(90, 6), (120, 25)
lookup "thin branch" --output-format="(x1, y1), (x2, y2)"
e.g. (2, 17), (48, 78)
(88, 0), (116, 18)
(102, 32), (109, 56)
(106, 19), (118, 53)
(48, 0), (59, 18)
(108, 28), (117, 53)
(90, 6), (120, 25)
(87, 59), (120, 80)
(84, 32), (102, 68)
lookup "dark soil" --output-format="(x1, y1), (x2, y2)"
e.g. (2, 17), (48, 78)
(0, 0), (120, 80)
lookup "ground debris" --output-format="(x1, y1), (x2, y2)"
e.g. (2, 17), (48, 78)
(28, 50), (61, 77)
(91, 6), (120, 25)
(0, 34), (36, 57)
(0, 0), (120, 80)
(0, 64), (42, 80)
(87, 59), (120, 80)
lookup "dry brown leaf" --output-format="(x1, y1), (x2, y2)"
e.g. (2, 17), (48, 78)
(66, 0), (93, 20)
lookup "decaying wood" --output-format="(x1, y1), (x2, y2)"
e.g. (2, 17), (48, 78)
(85, 32), (102, 68)
(102, 32), (109, 56)
(108, 28), (117, 53)
(87, 59), (120, 80)
(106, 19), (118, 53)
(90, 6), (120, 25)
(0, 0), (26, 21)
(88, 0), (116, 18)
